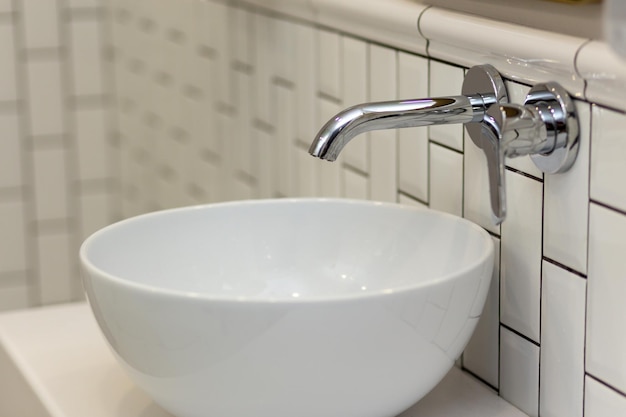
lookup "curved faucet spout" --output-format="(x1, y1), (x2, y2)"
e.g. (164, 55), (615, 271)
(309, 94), (489, 161)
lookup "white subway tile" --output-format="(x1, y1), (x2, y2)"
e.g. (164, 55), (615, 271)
(27, 59), (65, 137)
(544, 101), (590, 273)
(295, 24), (316, 145)
(276, 84), (296, 197)
(463, 236), (500, 389)
(343, 168), (368, 200)
(0, 0), (12, 12)
(587, 203), (626, 394)
(212, 1), (233, 109)
(75, 106), (110, 181)
(233, 71), (254, 179)
(67, 0), (101, 8)
(341, 36), (368, 172)
(37, 231), (75, 304)
(585, 376), (626, 417)
(504, 81), (543, 179)
(500, 171), (542, 342)
(500, 327), (540, 417)
(590, 105), (626, 213)
(22, 1), (60, 50)
(256, 126), (275, 199)
(464, 134), (500, 235)
(0, 23), (17, 101)
(254, 13), (274, 126)
(397, 193), (427, 208)
(232, 7), (253, 69)
(540, 261), (586, 417)
(80, 190), (113, 240)
(429, 61), (464, 151)
(230, 178), (255, 201)
(0, 201), (27, 273)
(190, 156), (220, 204)
(0, 282), (31, 312)
(273, 19), (297, 85)
(369, 44), (397, 203)
(398, 52), (428, 202)
(69, 18), (104, 96)
(33, 147), (69, 221)
(0, 112), (22, 188)
(429, 143), (463, 217)
(317, 29), (341, 100)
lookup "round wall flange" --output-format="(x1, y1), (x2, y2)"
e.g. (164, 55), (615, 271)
(526, 82), (579, 174)
(461, 64), (509, 147)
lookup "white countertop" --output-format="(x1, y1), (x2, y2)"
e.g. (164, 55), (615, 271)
(0, 303), (527, 417)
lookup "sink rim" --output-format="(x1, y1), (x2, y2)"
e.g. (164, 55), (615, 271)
(80, 197), (493, 305)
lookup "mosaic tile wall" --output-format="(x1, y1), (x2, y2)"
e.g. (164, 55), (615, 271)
(0, 0), (113, 310)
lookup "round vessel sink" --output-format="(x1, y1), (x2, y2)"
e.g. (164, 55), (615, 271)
(80, 198), (494, 417)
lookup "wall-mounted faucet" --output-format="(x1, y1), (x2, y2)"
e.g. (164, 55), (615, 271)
(308, 64), (579, 224)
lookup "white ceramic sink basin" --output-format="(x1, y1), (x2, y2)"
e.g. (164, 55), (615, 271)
(80, 198), (494, 417)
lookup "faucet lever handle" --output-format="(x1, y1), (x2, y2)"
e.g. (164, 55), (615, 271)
(478, 122), (507, 224)
(477, 82), (579, 225)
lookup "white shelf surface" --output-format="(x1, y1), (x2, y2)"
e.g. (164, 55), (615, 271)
(0, 303), (528, 417)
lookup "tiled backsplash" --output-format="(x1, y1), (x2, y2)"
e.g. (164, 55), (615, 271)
(0, 1), (113, 310)
(2, 0), (626, 415)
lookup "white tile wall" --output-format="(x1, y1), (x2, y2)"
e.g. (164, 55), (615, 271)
(429, 143), (462, 217)
(500, 326), (540, 417)
(585, 376), (626, 417)
(590, 105), (626, 213)
(0, 1), (112, 310)
(587, 203), (626, 395)
(543, 101), (590, 274)
(540, 261), (586, 417)
(501, 171), (543, 342)
(398, 52), (428, 203)
(369, 44), (398, 203)
(428, 61), (464, 151)
(463, 236), (500, 389)
(102, 1), (626, 415)
(2, 0), (626, 415)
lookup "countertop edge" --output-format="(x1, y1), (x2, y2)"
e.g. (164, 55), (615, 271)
(0, 302), (528, 417)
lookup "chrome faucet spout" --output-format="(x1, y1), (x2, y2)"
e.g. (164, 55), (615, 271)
(309, 94), (488, 161)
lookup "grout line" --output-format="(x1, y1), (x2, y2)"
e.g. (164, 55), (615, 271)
(59, 0), (84, 302)
(505, 165), (543, 182)
(462, 366), (499, 394)
(542, 256), (587, 279)
(316, 90), (342, 105)
(100, 0), (122, 221)
(590, 198), (626, 217)
(428, 139), (463, 155)
(342, 162), (369, 178)
(11, 0), (40, 307)
(501, 323), (540, 348)
(397, 190), (428, 207)
(485, 228), (501, 239)
(586, 373), (626, 398)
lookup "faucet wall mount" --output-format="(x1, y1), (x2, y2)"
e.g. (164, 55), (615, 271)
(478, 82), (579, 223)
(309, 65), (580, 224)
